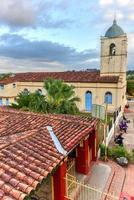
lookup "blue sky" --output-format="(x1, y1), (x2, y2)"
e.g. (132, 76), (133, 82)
(0, 0), (133, 72)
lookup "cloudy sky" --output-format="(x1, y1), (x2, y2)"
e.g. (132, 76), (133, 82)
(0, 0), (133, 73)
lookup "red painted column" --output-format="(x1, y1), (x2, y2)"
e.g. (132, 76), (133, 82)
(76, 138), (89, 174)
(95, 128), (98, 159)
(91, 129), (97, 161)
(53, 161), (68, 200)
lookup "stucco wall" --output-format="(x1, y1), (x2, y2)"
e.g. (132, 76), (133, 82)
(100, 35), (127, 76)
(0, 80), (126, 112)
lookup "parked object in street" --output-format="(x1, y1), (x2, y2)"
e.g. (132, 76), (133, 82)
(119, 120), (128, 133)
(120, 192), (134, 200)
(114, 133), (124, 146)
(116, 157), (128, 166)
(125, 104), (129, 109)
(122, 115), (131, 123)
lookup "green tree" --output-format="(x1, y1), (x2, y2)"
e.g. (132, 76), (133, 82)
(127, 80), (134, 96)
(12, 78), (80, 114)
(12, 91), (48, 113)
(28, 92), (48, 112)
(14, 91), (31, 108)
(44, 78), (80, 114)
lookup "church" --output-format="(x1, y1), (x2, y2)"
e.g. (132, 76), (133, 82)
(0, 19), (127, 113)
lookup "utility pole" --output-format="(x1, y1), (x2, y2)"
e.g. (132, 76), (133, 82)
(104, 103), (108, 161)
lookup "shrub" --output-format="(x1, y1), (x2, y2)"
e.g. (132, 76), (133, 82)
(100, 144), (108, 157)
(99, 144), (134, 163)
(128, 149), (134, 162)
(108, 146), (129, 160)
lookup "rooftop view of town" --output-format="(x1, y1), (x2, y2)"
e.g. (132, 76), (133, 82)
(0, 1), (134, 200)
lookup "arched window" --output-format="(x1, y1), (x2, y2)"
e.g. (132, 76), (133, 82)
(13, 83), (16, 88)
(0, 98), (3, 106)
(14, 97), (17, 103)
(0, 84), (4, 90)
(23, 88), (29, 95)
(109, 43), (116, 56)
(85, 91), (92, 111)
(36, 89), (42, 95)
(105, 92), (112, 104)
(6, 98), (10, 106)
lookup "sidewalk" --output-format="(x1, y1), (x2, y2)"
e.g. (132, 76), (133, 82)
(123, 112), (134, 151)
(109, 104), (134, 151)
(75, 103), (134, 199)
(123, 103), (134, 151)
(122, 104), (134, 197)
(123, 164), (134, 196)
(82, 160), (125, 199)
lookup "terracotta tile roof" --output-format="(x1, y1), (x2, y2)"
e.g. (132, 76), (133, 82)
(0, 108), (98, 199)
(0, 71), (119, 84)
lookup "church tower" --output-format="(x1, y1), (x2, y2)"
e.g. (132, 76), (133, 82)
(100, 19), (127, 82)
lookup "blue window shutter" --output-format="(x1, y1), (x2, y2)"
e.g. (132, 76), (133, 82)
(6, 98), (9, 105)
(85, 92), (92, 111)
(108, 94), (112, 104)
(0, 98), (2, 106)
(105, 92), (112, 104)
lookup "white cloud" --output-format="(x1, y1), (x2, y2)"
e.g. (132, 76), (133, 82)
(99, 0), (113, 6)
(104, 10), (124, 21)
(0, 0), (36, 27)
(100, 0), (131, 8)
(116, 0), (130, 7)
(0, 57), (65, 73)
(128, 13), (134, 21)
(128, 33), (134, 51)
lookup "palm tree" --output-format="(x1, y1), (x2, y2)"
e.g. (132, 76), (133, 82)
(28, 92), (48, 113)
(44, 78), (80, 114)
(12, 91), (48, 113)
(12, 78), (80, 115)
(14, 91), (31, 109)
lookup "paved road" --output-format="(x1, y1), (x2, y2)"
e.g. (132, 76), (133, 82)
(78, 163), (111, 200)
(75, 103), (134, 200)
(122, 102), (134, 197)
(123, 112), (134, 151)
(123, 164), (134, 196)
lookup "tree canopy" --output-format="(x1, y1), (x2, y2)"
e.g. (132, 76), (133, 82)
(12, 78), (80, 115)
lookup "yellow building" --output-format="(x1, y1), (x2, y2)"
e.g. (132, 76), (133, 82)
(0, 20), (127, 113)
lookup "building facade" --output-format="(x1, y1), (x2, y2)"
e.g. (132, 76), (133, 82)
(0, 20), (127, 113)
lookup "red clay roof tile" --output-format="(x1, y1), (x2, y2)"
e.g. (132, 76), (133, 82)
(0, 71), (119, 84)
(0, 108), (98, 199)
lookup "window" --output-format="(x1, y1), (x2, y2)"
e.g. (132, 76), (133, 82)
(6, 98), (10, 106)
(85, 91), (92, 111)
(13, 83), (16, 88)
(105, 92), (112, 104)
(36, 89), (42, 95)
(0, 84), (4, 90)
(14, 97), (17, 103)
(23, 88), (29, 95)
(0, 98), (3, 106)
(109, 43), (116, 56)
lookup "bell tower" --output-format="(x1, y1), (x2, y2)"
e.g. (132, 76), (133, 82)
(100, 19), (127, 82)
